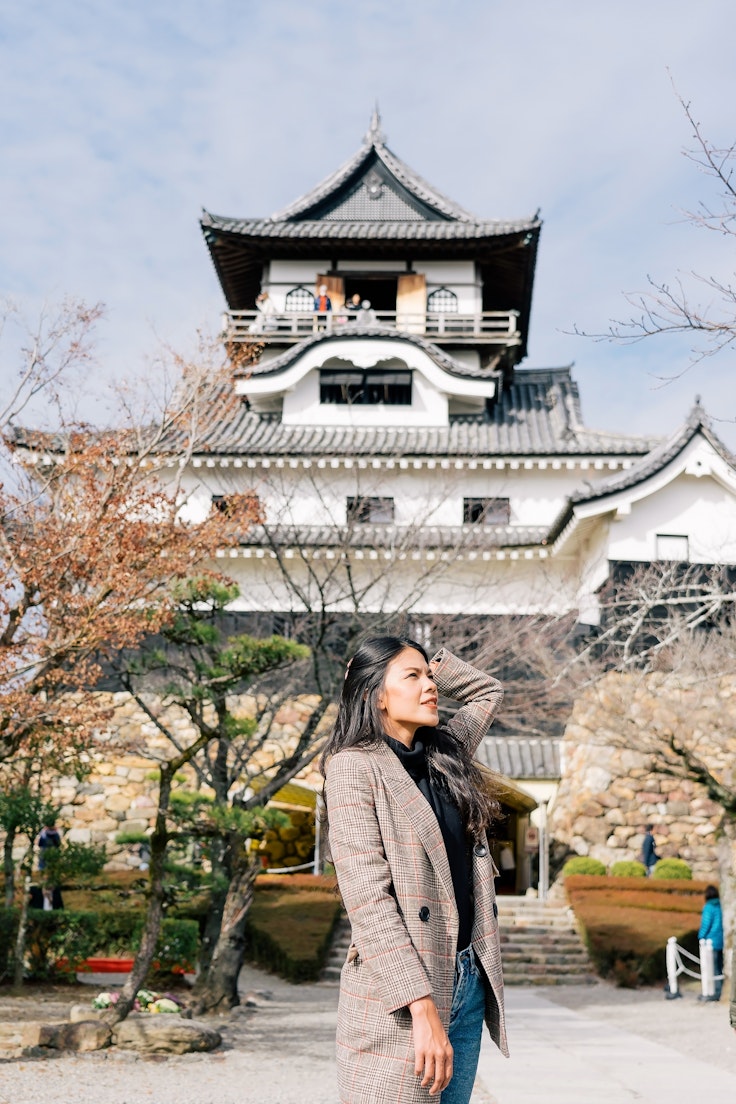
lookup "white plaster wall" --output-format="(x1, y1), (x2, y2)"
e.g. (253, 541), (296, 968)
(215, 551), (579, 617)
(281, 365), (449, 428)
(445, 349), (481, 371)
(608, 474), (736, 563)
(174, 464), (594, 530)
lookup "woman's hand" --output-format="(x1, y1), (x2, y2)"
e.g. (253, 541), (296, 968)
(408, 996), (453, 1096)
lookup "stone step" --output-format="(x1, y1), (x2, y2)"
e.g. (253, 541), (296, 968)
(498, 949), (591, 967)
(504, 962), (592, 977)
(500, 936), (584, 950)
(504, 974), (596, 987)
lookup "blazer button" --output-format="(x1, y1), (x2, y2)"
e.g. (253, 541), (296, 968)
(474, 843), (488, 857)
(418, 906), (430, 922)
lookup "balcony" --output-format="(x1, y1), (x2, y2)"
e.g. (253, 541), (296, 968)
(222, 309), (520, 346)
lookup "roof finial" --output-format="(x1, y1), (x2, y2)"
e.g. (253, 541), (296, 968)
(364, 103), (386, 146)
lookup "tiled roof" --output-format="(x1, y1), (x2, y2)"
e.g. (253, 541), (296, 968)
(547, 401), (733, 540)
(8, 368), (658, 463)
(242, 523), (549, 551)
(271, 116), (480, 223)
(240, 329), (496, 380)
(201, 213), (538, 240)
(193, 368), (658, 458)
(568, 401), (735, 503)
(480, 735), (561, 779)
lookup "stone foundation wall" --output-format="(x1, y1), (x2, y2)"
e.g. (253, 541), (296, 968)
(26, 691), (330, 871)
(549, 670), (736, 883)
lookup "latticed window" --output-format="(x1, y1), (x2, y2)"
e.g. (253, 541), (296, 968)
(347, 497), (395, 524)
(463, 497), (511, 524)
(427, 287), (458, 313)
(285, 286), (313, 311)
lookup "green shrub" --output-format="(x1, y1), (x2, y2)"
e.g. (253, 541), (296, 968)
(562, 856), (607, 877)
(44, 841), (107, 883)
(610, 861), (647, 878)
(0, 908), (199, 980)
(652, 858), (692, 880)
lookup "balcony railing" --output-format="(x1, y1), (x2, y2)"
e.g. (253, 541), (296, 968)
(223, 309), (520, 345)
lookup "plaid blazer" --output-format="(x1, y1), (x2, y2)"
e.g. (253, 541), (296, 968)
(325, 648), (507, 1104)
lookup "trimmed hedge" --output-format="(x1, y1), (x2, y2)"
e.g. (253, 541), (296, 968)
(561, 856), (607, 877)
(245, 886), (343, 982)
(564, 875), (706, 987)
(652, 858), (692, 880)
(609, 861), (647, 878)
(0, 909), (199, 981)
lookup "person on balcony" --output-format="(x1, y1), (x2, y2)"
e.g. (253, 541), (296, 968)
(248, 291), (279, 333)
(356, 299), (378, 326)
(313, 284), (333, 331)
(345, 293), (362, 319)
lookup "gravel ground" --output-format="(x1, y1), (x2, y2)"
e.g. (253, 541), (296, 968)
(0, 971), (733, 1104)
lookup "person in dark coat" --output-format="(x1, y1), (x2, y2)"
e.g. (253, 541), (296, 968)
(37, 822), (61, 871)
(640, 824), (659, 876)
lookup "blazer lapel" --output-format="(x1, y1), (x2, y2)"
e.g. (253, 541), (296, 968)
(371, 741), (457, 909)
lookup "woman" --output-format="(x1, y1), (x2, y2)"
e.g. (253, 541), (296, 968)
(322, 636), (507, 1104)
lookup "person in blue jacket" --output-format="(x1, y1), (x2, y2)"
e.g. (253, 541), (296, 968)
(698, 885), (724, 1000)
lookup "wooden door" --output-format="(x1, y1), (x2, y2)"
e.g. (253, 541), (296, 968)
(396, 273), (426, 333)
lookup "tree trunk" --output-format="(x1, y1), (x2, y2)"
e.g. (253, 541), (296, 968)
(197, 865), (227, 977)
(12, 870), (30, 989)
(3, 827), (16, 909)
(103, 769), (172, 1026)
(190, 849), (259, 1014)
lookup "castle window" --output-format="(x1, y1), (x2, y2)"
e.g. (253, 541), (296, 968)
(655, 534), (689, 562)
(212, 493), (262, 520)
(272, 613), (294, 638)
(463, 497), (511, 524)
(285, 286), (314, 311)
(347, 496), (395, 524)
(427, 287), (458, 313)
(320, 369), (412, 405)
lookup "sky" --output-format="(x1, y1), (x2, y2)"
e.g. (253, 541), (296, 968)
(1, 0), (735, 444)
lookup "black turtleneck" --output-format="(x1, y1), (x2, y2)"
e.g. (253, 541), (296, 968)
(385, 734), (473, 951)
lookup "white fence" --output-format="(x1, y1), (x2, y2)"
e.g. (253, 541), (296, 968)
(665, 936), (724, 1000)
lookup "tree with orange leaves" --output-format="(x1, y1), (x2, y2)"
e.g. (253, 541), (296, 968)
(0, 299), (261, 767)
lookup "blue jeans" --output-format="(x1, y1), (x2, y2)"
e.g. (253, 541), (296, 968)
(441, 945), (486, 1104)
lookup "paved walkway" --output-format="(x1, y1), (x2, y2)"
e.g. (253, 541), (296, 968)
(474, 988), (736, 1103)
(1, 968), (734, 1104)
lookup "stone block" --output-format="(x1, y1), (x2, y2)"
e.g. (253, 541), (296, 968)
(42, 1021), (112, 1051)
(112, 1015), (221, 1054)
(106, 794), (131, 812)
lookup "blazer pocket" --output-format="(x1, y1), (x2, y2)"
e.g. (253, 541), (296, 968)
(346, 944), (360, 965)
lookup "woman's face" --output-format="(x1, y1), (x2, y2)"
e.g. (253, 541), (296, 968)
(378, 647), (439, 745)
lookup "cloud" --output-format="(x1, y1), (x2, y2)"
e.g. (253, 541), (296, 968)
(1, 0), (735, 442)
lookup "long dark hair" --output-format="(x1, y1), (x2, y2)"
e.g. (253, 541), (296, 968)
(320, 635), (500, 836)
